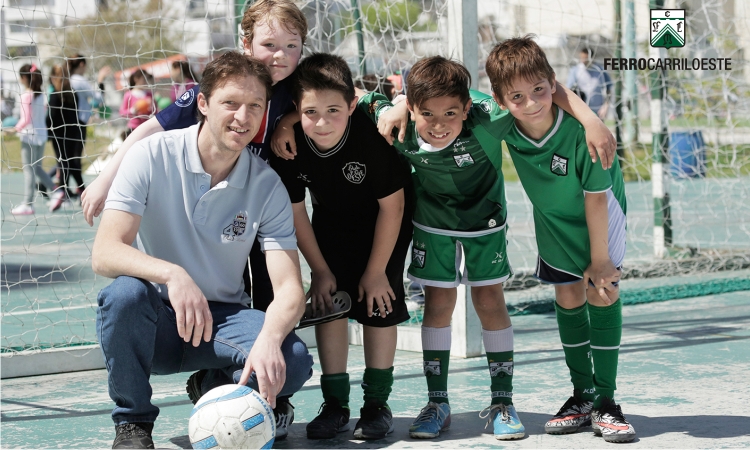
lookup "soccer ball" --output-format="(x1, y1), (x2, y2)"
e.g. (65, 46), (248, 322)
(188, 384), (275, 449)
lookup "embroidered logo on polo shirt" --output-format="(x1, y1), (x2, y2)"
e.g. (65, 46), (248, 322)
(222, 211), (248, 242)
(342, 162), (366, 184)
(175, 89), (195, 108)
(551, 153), (568, 176)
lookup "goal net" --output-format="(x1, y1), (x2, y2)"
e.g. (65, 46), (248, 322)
(2, 0), (749, 368)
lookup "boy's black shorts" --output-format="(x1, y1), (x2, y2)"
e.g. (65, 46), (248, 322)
(313, 217), (412, 328)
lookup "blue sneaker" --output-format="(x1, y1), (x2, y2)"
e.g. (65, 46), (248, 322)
(480, 403), (525, 440)
(409, 402), (451, 439)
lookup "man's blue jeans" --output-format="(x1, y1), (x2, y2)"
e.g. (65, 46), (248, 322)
(96, 276), (313, 425)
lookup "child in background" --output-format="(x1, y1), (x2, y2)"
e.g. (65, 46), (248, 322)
(170, 60), (198, 102)
(487, 35), (634, 443)
(9, 64), (56, 215)
(272, 53), (414, 441)
(119, 68), (156, 135)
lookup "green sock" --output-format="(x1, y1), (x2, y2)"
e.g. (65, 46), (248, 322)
(588, 300), (623, 408)
(486, 351), (514, 405)
(320, 373), (350, 409)
(362, 367), (394, 408)
(424, 350), (450, 404)
(555, 302), (596, 402)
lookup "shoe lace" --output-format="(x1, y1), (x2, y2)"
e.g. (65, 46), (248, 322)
(413, 402), (447, 425)
(599, 401), (626, 422)
(479, 404), (509, 429)
(555, 396), (583, 416)
(116, 422), (152, 438)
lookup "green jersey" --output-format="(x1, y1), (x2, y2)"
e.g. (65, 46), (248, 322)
(359, 91), (514, 235)
(504, 106), (627, 277)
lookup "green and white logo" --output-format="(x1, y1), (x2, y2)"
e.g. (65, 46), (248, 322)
(651, 9), (685, 49)
(453, 153), (474, 167)
(550, 154), (568, 176)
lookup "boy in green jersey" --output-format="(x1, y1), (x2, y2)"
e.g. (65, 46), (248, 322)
(486, 35), (635, 443)
(272, 54), (616, 441)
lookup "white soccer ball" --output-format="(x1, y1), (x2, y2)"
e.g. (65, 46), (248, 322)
(188, 384), (275, 449)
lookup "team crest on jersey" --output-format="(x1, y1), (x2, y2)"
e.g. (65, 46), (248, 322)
(175, 89), (195, 107)
(368, 100), (383, 115)
(550, 154), (568, 176)
(479, 98), (494, 113)
(423, 360), (441, 376)
(412, 247), (426, 268)
(489, 361), (514, 377)
(453, 153), (474, 167)
(222, 211), (248, 242)
(342, 162), (366, 184)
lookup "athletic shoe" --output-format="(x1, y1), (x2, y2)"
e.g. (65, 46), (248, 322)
(296, 291), (352, 330)
(112, 422), (154, 449)
(49, 190), (67, 212)
(409, 402), (451, 439)
(480, 403), (526, 440)
(273, 396), (294, 441)
(591, 398), (636, 443)
(353, 400), (394, 439)
(306, 399), (350, 439)
(11, 204), (34, 215)
(544, 396), (593, 434)
(185, 369), (207, 405)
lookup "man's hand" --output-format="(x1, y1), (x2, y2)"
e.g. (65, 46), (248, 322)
(583, 260), (621, 305)
(377, 101), (410, 145)
(583, 118), (616, 170)
(165, 267), (213, 347)
(238, 337), (286, 408)
(310, 269), (337, 317)
(81, 175), (111, 226)
(358, 270), (394, 318)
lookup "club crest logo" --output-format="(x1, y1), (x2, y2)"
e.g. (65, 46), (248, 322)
(453, 153), (474, 168)
(412, 247), (426, 269)
(550, 154), (568, 176)
(175, 88), (195, 107)
(342, 162), (366, 184)
(479, 98), (494, 113)
(222, 211), (248, 242)
(423, 360), (441, 376)
(651, 9), (685, 49)
(489, 361), (514, 377)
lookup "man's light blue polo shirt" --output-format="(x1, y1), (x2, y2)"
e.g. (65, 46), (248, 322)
(105, 123), (297, 304)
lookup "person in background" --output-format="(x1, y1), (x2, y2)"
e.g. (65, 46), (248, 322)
(566, 47), (612, 119)
(47, 64), (85, 212)
(7, 64), (56, 215)
(170, 60), (198, 102)
(119, 68), (156, 136)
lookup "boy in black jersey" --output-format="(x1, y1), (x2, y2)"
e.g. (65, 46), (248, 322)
(272, 53), (414, 440)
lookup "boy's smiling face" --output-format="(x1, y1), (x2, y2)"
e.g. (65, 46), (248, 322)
(298, 89), (357, 152)
(408, 96), (470, 148)
(495, 75), (556, 136)
(245, 20), (302, 84)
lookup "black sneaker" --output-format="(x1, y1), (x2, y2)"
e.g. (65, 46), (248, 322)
(185, 369), (207, 405)
(112, 422), (154, 449)
(591, 398), (637, 443)
(274, 396), (294, 441)
(306, 400), (351, 439)
(353, 400), (394, 440)
(544, 395), (593, 434)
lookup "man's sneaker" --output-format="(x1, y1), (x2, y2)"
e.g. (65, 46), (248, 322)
(306, 399), (350, 439)
(11, 204), (34, 215)
(409, 402), (451, 439)
(274, 396), (294, 441)
(112, 422), (154, 449)
(544, 396), (593, 434)
(296, 291), (352, 330)
(353, 400), (394, 440)
(480, 403), (526, 440)
(185, 369), (207, 405)
(591, 398), (636, 443)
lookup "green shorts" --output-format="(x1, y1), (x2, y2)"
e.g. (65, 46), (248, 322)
(407, 225), (513, 287)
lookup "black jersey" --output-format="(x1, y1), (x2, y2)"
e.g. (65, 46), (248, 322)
(272, 108), (412, 233)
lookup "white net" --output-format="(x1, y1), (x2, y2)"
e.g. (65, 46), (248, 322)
(1, 0), (749, 359)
